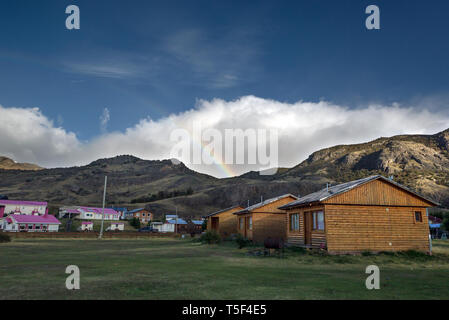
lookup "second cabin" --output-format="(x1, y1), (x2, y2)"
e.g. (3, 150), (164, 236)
(205, 205), (244, 238)
(234, 194), (298, 243)
(279, 175), (438, 254)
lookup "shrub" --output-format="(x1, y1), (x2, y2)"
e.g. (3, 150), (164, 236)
(129, 217), (141, 229)
(235, 234), (251, 249)
(199, 230), (221, 244)
(0, 233), (11, 243)
(287, 246), (307, 255)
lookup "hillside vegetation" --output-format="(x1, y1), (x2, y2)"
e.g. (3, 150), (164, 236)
(1, 129), (448, 217)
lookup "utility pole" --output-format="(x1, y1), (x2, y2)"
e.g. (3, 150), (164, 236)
(98, 176), (108, 239)
(175, 205), (178, 234)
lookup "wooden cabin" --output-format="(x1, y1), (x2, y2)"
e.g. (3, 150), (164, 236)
(279, 175), (438, 254)
(234, 194), (298, 243)
(205, 206), (243, 238)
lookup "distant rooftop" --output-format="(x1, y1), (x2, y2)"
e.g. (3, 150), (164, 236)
(234, 194), (298, 215)
(0, 200), (47, 206)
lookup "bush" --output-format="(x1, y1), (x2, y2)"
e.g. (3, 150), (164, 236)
(443, 216), (449, 231)
(235, 234), (251, 249)
(0, 233), (11, 243)
(199, 230), (221, 244)
(129, 217), (141, 229)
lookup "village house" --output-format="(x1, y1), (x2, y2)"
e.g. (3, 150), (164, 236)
(106, 222), (125, 231)
(0, 200), (59, 232)
(78, 221), (93, 231)
(205, 205), (244, 238)
(58, 206), (81, 219)
(187, 219), (205, 234)
(0, 200), (47, 217)
(279, 175), (438, 254)
(2, 213), (61, 232)
(234, 194), (298, 243)
(151, 216), (190, 233)
(77, 207), (120, 221)
(128, 208), (153, 224)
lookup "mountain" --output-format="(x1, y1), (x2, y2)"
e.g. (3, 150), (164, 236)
(0, 129), (448, 217)
(0, 156), (43, 171)
(278, 128), (449, 206)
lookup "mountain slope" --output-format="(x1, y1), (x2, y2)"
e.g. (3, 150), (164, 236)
(0, 156), (43, 171)
(0, 129), (448, 217)
(280, 128), (449, 206)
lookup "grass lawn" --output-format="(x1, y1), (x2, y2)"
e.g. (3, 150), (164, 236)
(1, 238), (449, 300)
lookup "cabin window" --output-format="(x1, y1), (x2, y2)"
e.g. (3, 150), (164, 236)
(313, 211), (325, 231)
(415, 211), (422, 223)
(248, 217), (253, 230)
(239, 217), (244, 230)
(290, 214), (299, 231)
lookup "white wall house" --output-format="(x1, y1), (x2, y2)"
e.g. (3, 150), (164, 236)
(152, 218), (187, 233)
(0, 200), (47, 217)
(2, 214), (61, 232)
(78, 221), (93, 231)
(106, 222), (124, 231)
(77, 207), (120, 221)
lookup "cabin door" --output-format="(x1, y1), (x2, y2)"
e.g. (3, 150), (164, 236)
(211, 217), (219, 231)
(304, 212), (312, 245)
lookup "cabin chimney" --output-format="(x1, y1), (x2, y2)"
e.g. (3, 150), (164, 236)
(326, 183), (330, 192)
(260, 195), (263, 203)
(247, 200), (250, 207)
(389, 175), (394, 181)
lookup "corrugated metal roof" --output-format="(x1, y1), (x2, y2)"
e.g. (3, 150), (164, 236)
(128, 208), (145, 214)
(191, 220), (204, 225)
(204, 205), (242, 218)
(234, 194), (298, 215)
(10, 214), (61, 224)
(279, 175), (439, 210)
(166, 218), (187, 225)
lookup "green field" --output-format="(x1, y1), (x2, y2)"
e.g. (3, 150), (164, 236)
(1, 238), (449, 300)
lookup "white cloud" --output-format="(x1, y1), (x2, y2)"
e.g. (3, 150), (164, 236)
(1, 96), (448, 177)
(100, 107), (110, 132)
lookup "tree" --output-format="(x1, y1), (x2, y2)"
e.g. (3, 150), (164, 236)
(443, 216), (449, 232)
(129, 217), (141, 229)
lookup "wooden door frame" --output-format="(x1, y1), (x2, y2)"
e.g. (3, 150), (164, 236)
(211, 217), (219, 231)
(304, 212), (312, 245)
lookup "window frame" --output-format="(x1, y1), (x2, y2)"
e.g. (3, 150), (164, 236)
(290, 213), (300, 232)
(414, 211), (423, 223)
(312, 211), (325, 231)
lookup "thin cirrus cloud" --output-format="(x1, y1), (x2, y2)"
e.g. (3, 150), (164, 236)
(61, 28), (259, 89)
(1, 96), (448, 178)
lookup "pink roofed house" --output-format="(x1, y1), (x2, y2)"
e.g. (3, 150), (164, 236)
(2, 214), (61, 232)
(77, 207), (120, 221)
(0, 200), (48, 218)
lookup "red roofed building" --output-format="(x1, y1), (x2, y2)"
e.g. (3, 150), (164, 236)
(2, 213), (61, 232)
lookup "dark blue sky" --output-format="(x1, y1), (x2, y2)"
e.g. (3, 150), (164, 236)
(0, 0), (448, 140)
